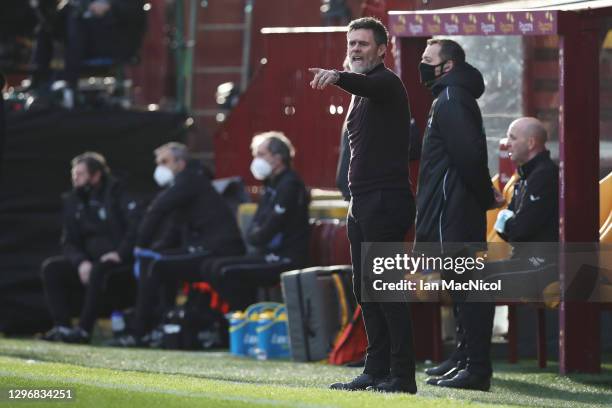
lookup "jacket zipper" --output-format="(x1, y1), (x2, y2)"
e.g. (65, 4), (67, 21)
(439, 169), (449, 252)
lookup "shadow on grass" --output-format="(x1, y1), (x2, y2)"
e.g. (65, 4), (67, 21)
(492, 359), (612, 389)
(490, 377), (611, 406)
(491, 363), (557, 375)
(567, 372), (612, 389)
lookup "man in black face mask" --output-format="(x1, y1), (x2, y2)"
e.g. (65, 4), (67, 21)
(415, 39), (504, 391)
(40, 152), (141, 343)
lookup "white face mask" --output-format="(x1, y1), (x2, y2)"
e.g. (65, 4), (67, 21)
(154, 165), (174, 187)
(250, 157), (273, 180)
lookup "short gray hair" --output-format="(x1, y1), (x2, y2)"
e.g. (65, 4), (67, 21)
(154, 142), (189, 162)
(250, 131), (295, 167)
(348, 17), (388, 46)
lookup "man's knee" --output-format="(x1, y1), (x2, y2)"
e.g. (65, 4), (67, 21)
(201, 257), (232, 282)
(89, 261), (117, 282)
(41, 257), (69, 281)
(146, 259), (172, 283)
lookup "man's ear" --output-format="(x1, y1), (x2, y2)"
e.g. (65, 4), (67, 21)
(91, 170), (102, 185)
(272, 153), (283, 169)
(443, 60), (454, 74)
(527, 135), (536, 150)
(377, 44), (387, 59)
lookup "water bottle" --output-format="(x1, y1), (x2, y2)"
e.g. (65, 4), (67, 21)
(255, 310), (275, 360)
(110, 311), (125, 337)
(227, 311), (247, 356)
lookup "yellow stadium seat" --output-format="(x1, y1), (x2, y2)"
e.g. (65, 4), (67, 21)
(600, 171), (612, 232)
(237, 203), (258, 235)
(486, 173), (516, 260)
(310, 188), (344, 201)
(309, 200), (348, 219)
(486, 174), (502, 238)
(502, 172), (520, 204)
(542, 281), (560, 309)
(601, 220), (612, 244)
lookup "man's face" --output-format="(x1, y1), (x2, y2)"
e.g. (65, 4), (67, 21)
(254, 140), (281, 170)
(421, 43), (446, 76)
(347, 29), (385, 74)
(507, 126), (531, 165)
(71, 162), (92, 188)
(156, 148), (183, 175)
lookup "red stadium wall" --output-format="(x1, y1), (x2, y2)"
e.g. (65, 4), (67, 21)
(128, 0), (364, 155)
(214, 29), (350, 187)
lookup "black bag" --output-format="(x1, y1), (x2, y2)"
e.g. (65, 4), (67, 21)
(159, 290), (228, 350)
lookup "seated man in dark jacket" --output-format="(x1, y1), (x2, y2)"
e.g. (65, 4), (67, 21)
(484, 117), (559, 299)
(41, 151), (141, 343)
(111, 142), (245, 347)
(496, 117), (559, 243)
(199, 131), (310, 310)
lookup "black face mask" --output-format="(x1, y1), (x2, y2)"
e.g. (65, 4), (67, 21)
(418, 61), (447, 87)
(74, 184), (92, 198)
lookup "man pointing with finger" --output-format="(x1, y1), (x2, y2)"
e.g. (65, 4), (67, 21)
(310, 17), (417, 394)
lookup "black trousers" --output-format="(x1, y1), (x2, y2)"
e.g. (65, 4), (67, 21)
(131, 246), (244, 337)
(40, 256), (135, 332)
(454, 302), (495, 376)
(448, 256), (558, 377)
(32, 11), (116, 87)
(442, 249), (495, 377)
(200, 254), (296, 311)
(348, 189), (416, 378)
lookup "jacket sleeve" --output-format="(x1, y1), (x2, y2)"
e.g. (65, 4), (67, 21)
(501, 170), (557, 242)
(60, 201), (88, 267)
(438, 98), (495, 210)
(151, 215), (181, 251)
(115, 192), (143, 261)
(246, 181), (303, 247)
(335, 70), (398, 101)
(136, 176), (196, 248)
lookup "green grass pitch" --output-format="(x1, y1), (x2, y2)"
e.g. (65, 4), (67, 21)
(0, 339), (610, 407)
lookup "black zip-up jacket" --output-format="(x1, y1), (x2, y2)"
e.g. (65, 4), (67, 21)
(137, 160), (244, 254)
(246, 168), (310, 266)
(416, 62), (494, 244)
(499, 150), (559, 243)
(335, 63), (413, 195)
(61, 176), (141, 267)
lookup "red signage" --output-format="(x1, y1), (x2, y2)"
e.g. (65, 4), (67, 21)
(389, 10), (557, 37)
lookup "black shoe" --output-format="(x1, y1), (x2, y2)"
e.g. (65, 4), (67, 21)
(40, 326), (72, 342)
(424, 359), (458, 376)
(367, 376), (417, 394)
(105, 334), (144, 348)
(62, 327), (90, 344)
(329, 373), (385, 391)
(426, 366), (461, 386)
(437, 369), (491, 391)
(142, 328), (164, 349)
